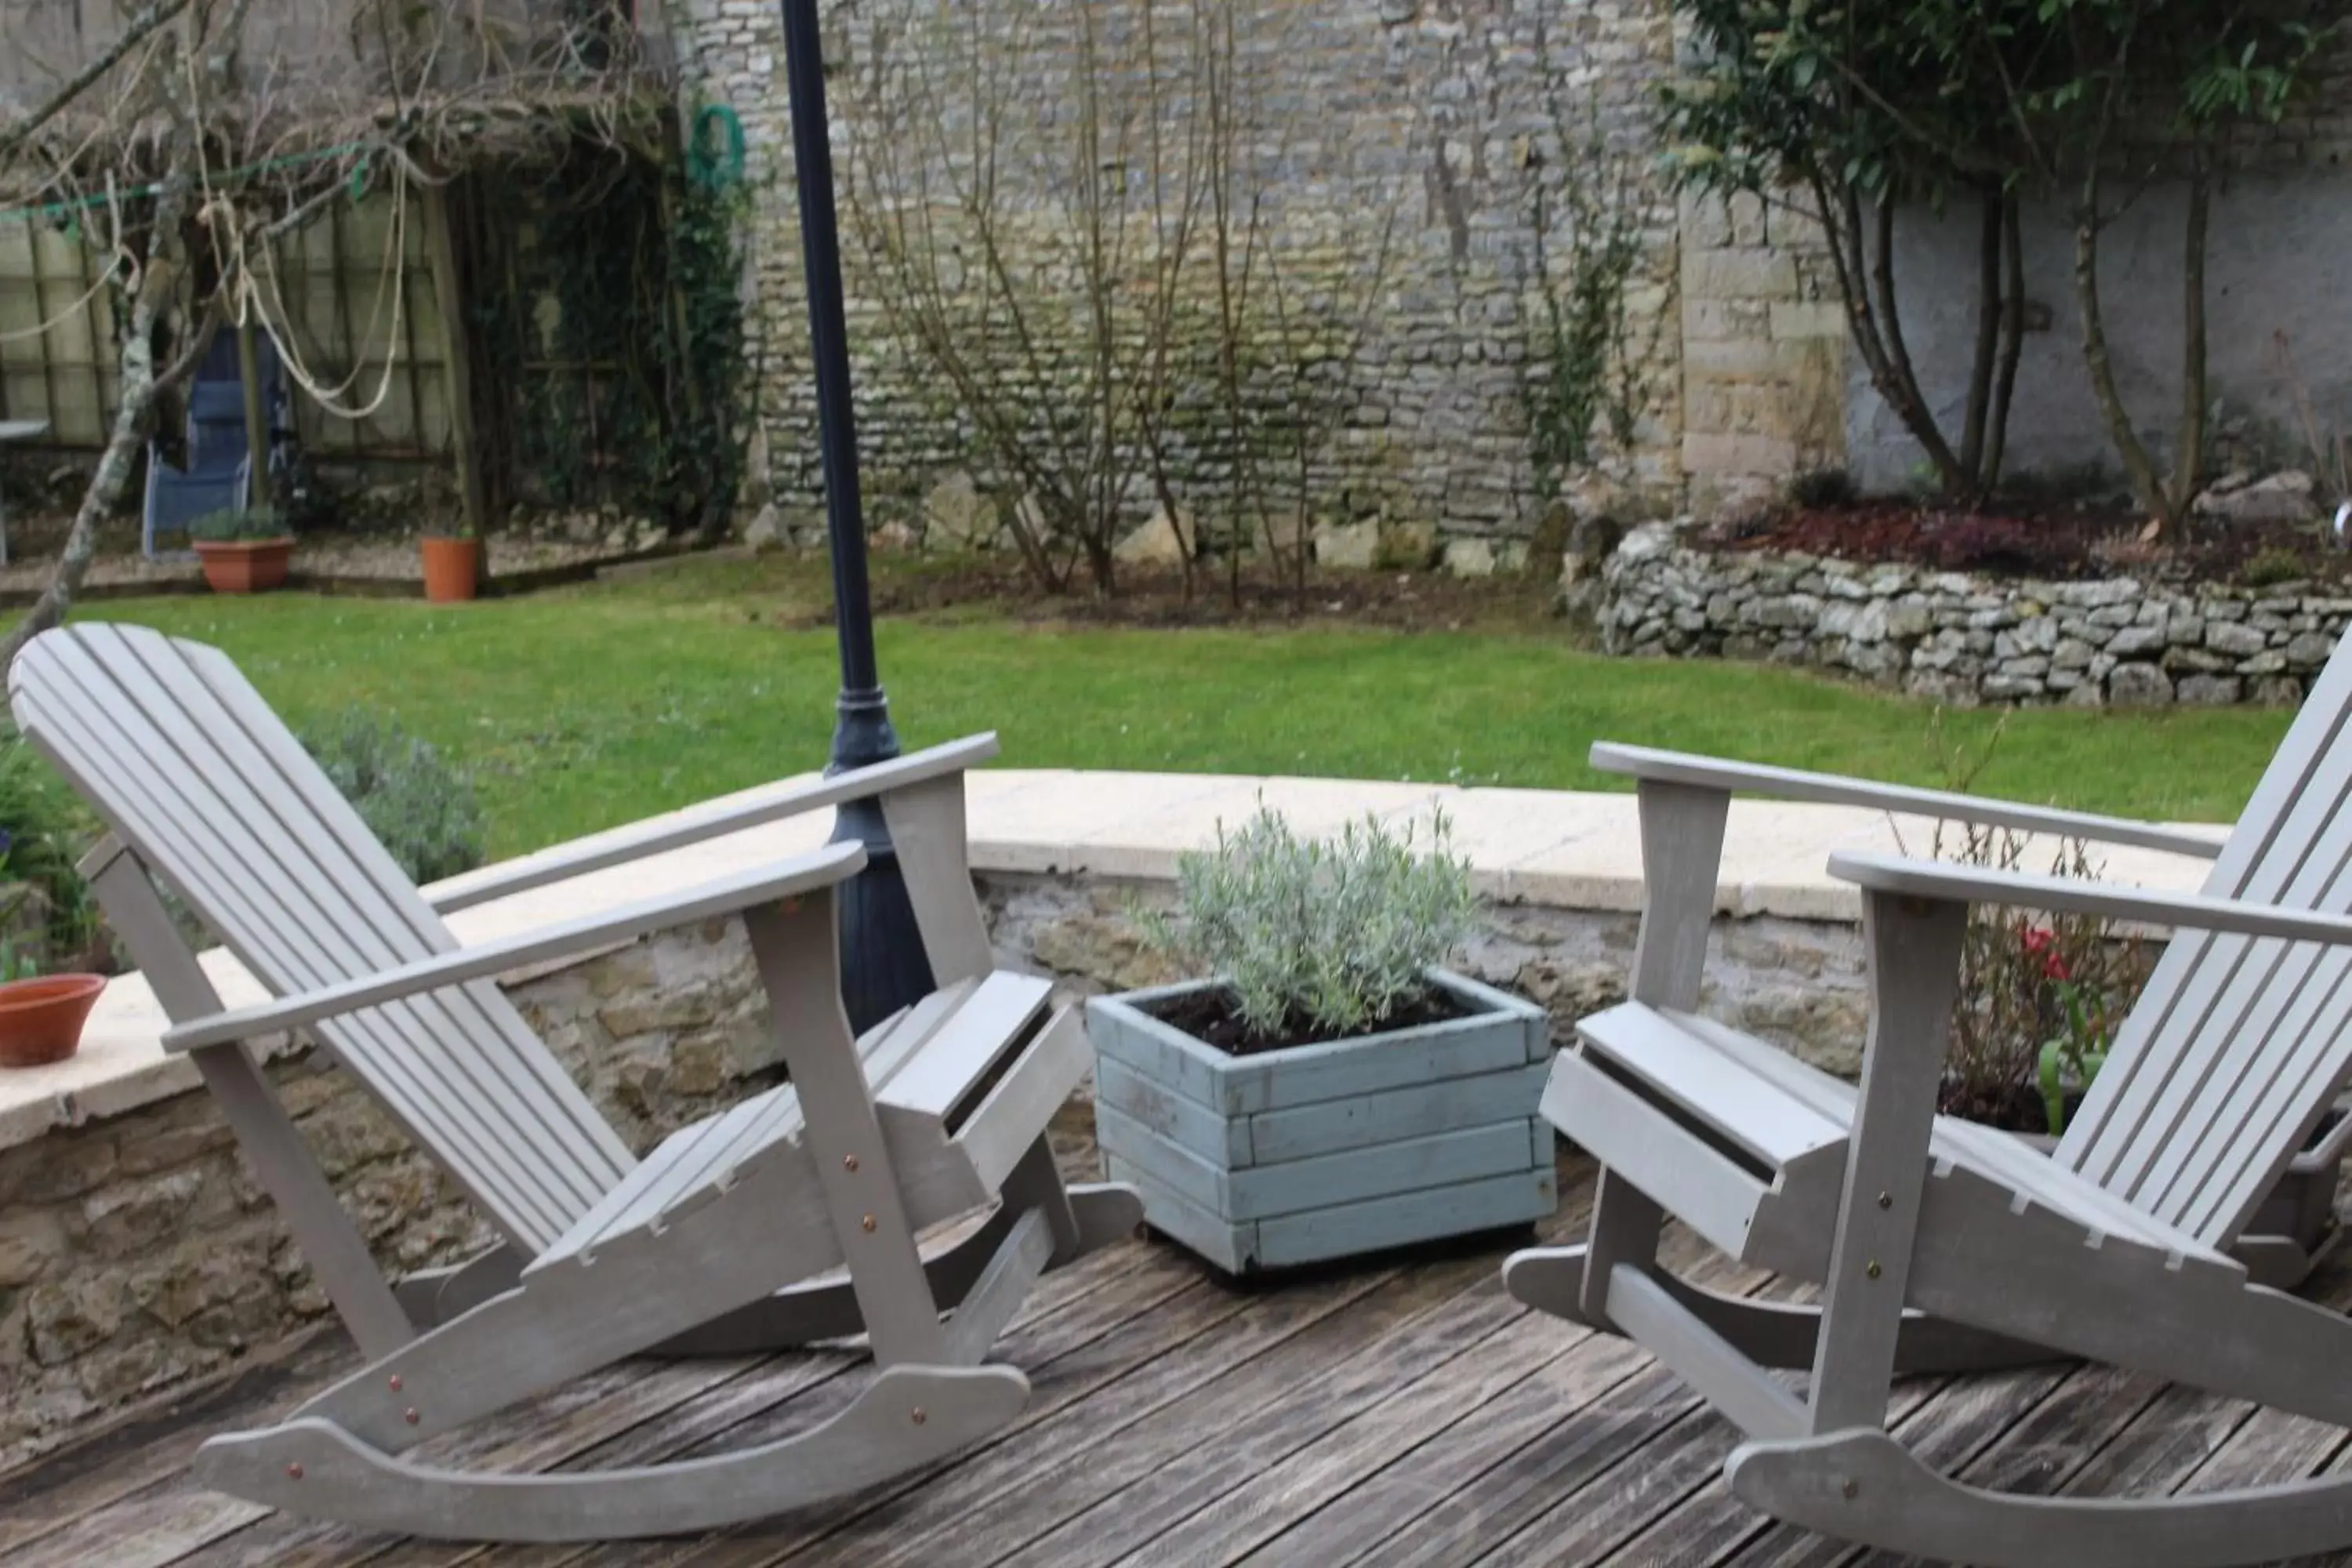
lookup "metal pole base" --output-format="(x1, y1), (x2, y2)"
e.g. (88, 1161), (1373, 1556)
(826, 687), (935, 1033)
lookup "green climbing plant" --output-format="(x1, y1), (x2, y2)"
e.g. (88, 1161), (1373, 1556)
(477, 112), (754, 537)
(1519, 79), (1670, 510)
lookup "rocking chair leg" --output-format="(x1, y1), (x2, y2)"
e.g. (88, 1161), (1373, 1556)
(1579, 1172), (1663, 1326)
(1571, 779), (1730, 1324)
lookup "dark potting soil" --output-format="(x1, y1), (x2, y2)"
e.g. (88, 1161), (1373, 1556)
(1144, 985), (1475, 1058)
(1940, 1079), (2081, 1135)
(1698, 499), (2347, 588)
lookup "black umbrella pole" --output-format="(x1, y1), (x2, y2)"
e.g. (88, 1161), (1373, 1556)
(778, 0), (934, 1029)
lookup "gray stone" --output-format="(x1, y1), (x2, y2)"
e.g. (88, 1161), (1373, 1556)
(1378, 521), (1441, 571)
(1443, 538), (1498, 578)
(2194, 469), (2317, 526)
(0, 1212), (62, 1290)
(921, 472), (999, 550)
(2177, 673), (2243, 706)
(1315, 519), (1381, 571)
(2107, 625), (2167, 658)
(2206, 620), (2270, 658)
(2287, 631), (2338, 669)
(1112, 509), (1191, 568)
(2107, 663), (2173, 706)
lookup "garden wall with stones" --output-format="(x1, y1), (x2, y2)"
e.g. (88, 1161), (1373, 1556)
(671, 0), (1683, 567)
(0, 871), (1868, 1472)
(1592, 521), (2350, 707)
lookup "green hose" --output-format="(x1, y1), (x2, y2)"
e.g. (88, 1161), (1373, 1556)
(688, 104), (748, 191)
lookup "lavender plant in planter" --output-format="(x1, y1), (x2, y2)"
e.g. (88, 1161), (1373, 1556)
(1086, 808), (1553, 1275)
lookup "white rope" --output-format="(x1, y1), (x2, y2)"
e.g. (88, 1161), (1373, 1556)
(230, 160), (408, 422)
(177, 39), (408, 427)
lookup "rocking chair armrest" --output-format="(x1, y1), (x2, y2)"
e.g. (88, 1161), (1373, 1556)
(1829, 851), (2352, 946)
(163, 843), (866, 1054)
(1592, 743), (2228, 860)
(424, 734), (1000, 914)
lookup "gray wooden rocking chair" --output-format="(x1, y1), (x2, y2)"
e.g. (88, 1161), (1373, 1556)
(1506, 633), (2352, 1566)
(8, 622), (1142, 1542)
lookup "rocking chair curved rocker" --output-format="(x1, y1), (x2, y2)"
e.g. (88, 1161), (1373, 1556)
(1509, 630), (2352, 1567)
(9, 622), (1141, 1543)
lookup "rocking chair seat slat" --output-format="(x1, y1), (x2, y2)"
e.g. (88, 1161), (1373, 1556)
(1572, 1004), (2230, 1277)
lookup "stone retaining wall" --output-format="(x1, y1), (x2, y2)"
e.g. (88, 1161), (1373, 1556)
(1594, 521), (2351, 706)
(0, 870), (1873, 1472)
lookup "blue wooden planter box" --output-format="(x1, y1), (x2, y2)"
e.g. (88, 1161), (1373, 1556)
(1085, 969), (1556, 1274)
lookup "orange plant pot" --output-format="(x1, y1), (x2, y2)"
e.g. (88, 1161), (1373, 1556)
(421, 536), (481, 604)
(0, 974), (105, 1069)
(192, 538), (294, 594)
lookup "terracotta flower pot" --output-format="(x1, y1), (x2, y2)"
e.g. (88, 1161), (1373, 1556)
(0, 974), (105, 1069)
(420, 536), (481, 604)
(193, 537), (294, 594)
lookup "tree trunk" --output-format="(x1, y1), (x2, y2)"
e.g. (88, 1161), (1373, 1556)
(1958, 184), (2003, 485)
(1, 162), (205, 674)
(2167, 151), (2211, 524)
(1981, 189), (2025, 492)
(1818, 180), (1971, 501)
(2072, 168), (2175, 537)
(1865, 196), (1970, 498)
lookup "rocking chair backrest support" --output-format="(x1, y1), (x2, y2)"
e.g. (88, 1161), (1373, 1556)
(9, 623), (635, 1252)
(2058, 633), (2352, 1245)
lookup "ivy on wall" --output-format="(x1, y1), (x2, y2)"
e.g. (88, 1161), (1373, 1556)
(470, 113), (753, 537)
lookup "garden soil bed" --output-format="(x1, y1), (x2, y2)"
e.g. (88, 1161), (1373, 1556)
(831, 557), (1558, 635)
(1142, 984), (1475, 1057)
(1702, 500), (2349, 589)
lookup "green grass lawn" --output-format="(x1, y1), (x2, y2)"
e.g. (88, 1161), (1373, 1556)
(95, 556), (2289, 858)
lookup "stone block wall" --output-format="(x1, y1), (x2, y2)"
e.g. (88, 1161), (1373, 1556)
(1675, 188), (1846, 520)
(1598, 521), (2351, 706)
(0, 870), (1875, 1472)
(666, 0), (2352, 546)
(670, 0), (1684, 557)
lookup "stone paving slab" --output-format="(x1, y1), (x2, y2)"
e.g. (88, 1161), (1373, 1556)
(0, 768), (2226, 1155)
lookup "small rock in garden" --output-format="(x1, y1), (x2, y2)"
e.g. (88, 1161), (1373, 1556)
(1443, 538), (1497, 578)
(1112, 509), (1190, 568)
(1313, 519), (1380, 571)
(2194, 470), (2315, 526)
(922, 473), (998, 551)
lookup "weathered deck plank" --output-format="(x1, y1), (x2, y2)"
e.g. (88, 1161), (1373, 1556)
(13, 1152), (2352, 1568)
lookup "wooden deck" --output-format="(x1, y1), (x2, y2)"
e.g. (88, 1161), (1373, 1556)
(9, 1154), (2352, 1568)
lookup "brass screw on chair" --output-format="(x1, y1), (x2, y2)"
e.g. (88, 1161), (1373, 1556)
(1865, 1261), (1882, 1279)
(844, 1154), (859, 1172)
(1876, 1192), (1892, 1210)
(861, 1214), (877, 1232)
(1842, 1479), (1859, 1500)
(911, 1408), (927, 1425)
(405, 1408), (420, 1425)
(388, 1374), (403, 1392)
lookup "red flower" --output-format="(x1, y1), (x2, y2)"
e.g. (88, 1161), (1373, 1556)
(2020, 925), (2071, 982)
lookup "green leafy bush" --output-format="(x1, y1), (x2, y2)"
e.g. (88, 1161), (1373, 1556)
(2241, 546), (2310, 589)
(298, 709), (488, 885)
(188, 506), (287, 543)
(1140, 805), (1478, 1043)
(0, 726), (100, 965)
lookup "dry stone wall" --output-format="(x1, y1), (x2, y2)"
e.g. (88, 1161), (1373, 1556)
(670, 0), (1682, 558)
(1597, 521), (2350, 706)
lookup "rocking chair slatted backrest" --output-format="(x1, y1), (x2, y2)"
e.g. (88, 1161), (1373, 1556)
(9, 624), (634, 1252)
(2057, 632), (2352, 1246)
